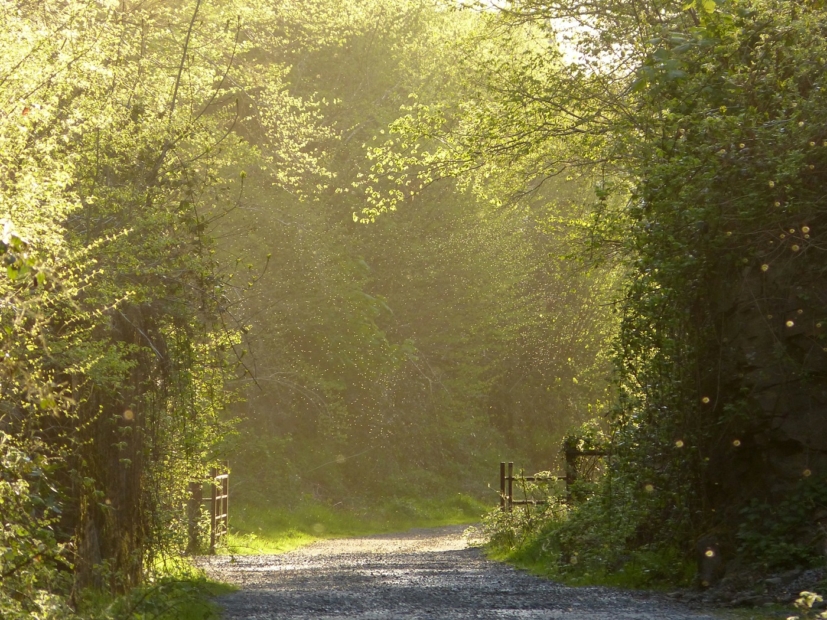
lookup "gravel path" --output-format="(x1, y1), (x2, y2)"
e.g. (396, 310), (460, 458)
(197, 525), (720, 619)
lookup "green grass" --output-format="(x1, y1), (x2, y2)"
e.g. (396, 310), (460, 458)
(77, 571), (237, 620)
(125, 578), (236, 620)
(491, 547), (805, 619)
(486, 534), (696, 590)
(225, 493), (487, 555)
(489, 542), (811, 620)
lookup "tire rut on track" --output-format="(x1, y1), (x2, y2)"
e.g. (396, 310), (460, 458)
(197, 525), (720, 619)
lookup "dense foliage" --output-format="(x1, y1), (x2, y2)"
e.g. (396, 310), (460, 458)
(2, 0), (618, 613)
(4, 0), (824, 613)
(601, 0), (827, 573)
(0, 0), (327, 615)
(371, 0), (827, 583)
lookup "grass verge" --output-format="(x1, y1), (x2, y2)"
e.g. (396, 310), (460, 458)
(487, 538), (812, 620)
(77, 558), (237, 619)
(225, 493), (487, 554)
(486, 534), (695, 590)
(488, 545), (802, 619)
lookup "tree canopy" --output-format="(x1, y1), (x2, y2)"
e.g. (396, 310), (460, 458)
(2, 0), (826, 615)
(378, 0), (827, 582)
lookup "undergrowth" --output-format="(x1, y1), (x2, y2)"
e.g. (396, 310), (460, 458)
(478, 472), (696, 590)
(77, 577), (234, 620)
(70, 558), (235, 620)
(482, 472), (827, 594)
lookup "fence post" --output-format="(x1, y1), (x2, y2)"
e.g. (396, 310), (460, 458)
(209, 467), (218, 554)
(222, 464), (229, 545)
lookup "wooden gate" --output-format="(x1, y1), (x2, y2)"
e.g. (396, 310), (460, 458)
(499, 461), (564, 511)
(499, 444), (607, 511)
(187, 465), (229, 554)
(209, 466), (229, 553)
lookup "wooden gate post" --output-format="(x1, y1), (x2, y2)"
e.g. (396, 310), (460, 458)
(209, 467), (218, 554)
(221, 467), (229, 543)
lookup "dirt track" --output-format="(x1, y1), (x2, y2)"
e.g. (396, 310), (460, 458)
(198, 525), (720, 619)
